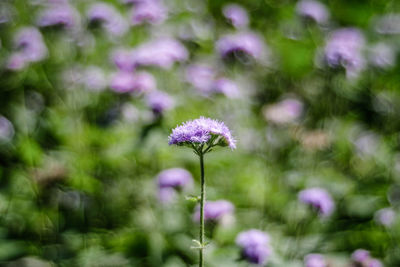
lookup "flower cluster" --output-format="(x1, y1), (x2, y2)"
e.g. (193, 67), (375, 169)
(352, 249), (383, 267)
(304, 253), (327, 267)
(156, 168), (193, 204)
(193, 200), (234, 223)
(168, 117), (236, 150)
(298, 187), (335, 217)
(235, 229), (271, 265)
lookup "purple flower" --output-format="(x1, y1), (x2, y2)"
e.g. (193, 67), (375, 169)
(296, 0), (330, 24)
(217, 31), (265, 60)
(323, 28), (365, 78)
(157, 168), (193, 189)
(131, 0), (167, 25)
(146, 90), (174, 114)
(87, 2), (128, 36)
(7, 27), (48, 70)
(111, 48), (136, 71)
(0, 116), (14, 142)
(132, 38), (188, 69)
(110, 71), (155, 93)
(235, 229), (271, 265)
(193, 200), (234, 222)
(185, 64), (216, 93)
(375, 208), (396, 227)
(304, 254), (327, 267)
(352, 249), (370, 263)
(368, 43), (396, 69)
(222, 4), (249, 28)
(168, 117), (236, 149)
(157, 168), (193, 204)
(213, 78), (240, 98)
(37, 4), (78, 29)
(369, 259), (383, 267)
(263, 98), (303, 124)
(298, 187), (334, 217)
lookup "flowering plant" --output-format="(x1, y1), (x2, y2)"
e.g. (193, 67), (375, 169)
(169, 117), (235, 267)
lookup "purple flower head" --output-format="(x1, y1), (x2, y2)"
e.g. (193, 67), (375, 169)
(352, 249), (370, 263)
(158, 187), (176, 203)
(375, 208), (396, 227)
(14, 27), (48, 63)
(146, 90), (174, 114)
(193, 200), (234, 222)
(236, 229), (271, 265)
(111, 48), (136, 71)
(323, 28), (365, 78)
(368, 259), (383, 267)
(304, 254), (327, 267)
(7, 53), (28, 71)
(87, 3), (128, 36)
(168, 117), (236, 149)
(369, 43), (396, 69)
(37, 4), (78, 29)
(298, 187), (334, 217)
(296, 0), (330, 24)
(110, 71), (155, 93)
(132, 38), (188, 69)
(222, 4), (249, 29)
(185, 64), (216, 93)
(213, 78), (240, 98)
(131, 0), (167, 25)
(157, 168), (193, 189)
(217, 31), (265, 60)
(0, 116), (14, 142)
(263, 98), (303, 124)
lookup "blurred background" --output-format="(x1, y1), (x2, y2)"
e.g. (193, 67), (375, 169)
(0, 0), (400, 266)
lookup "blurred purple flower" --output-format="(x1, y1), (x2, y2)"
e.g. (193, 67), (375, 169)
(323, 28), (365, 78)
(298, 187), (334, 217)
(263, 98), (303, 124)
(157, 168), (193, 204)
(213, 78), (240, 98)
(352, 249), (383, 267)
(354, 132), (379, 157)
(193, 200), (234, 222)
(132, 38), (188, 69)
(168, 117), (236, 149)
(296, 0), (329, 24)
(157, 168), (193, 189)
(304, 254), (327, 267)
(87, 2), (128, 36)
(110, 71), (155, 93)
(369, 43), (396, 69)
(37, 4), (78, 29)
(112, 48), (136, 71)
(375, 208), (396, 227)
(83, 66), (108, 91)
(217, 31), (265, 60)
(235, 229), (271, 265)
(222, 4), (249, 28)
(185, 64), (216, 93)
(7, 27), (48, 70)
(146, 90), (174, 114)
(0, 116), (14, 142)
(375, 14), (400, 35)
(131, 0), (167, 25)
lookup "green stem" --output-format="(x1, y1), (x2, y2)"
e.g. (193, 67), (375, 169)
(199, 152), (205, 267)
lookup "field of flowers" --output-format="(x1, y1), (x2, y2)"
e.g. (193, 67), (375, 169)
(0, 0), (400, 266)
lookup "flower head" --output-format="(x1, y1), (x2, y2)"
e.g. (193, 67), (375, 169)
(296, 0), (330, 24)
(298, 187), (334, 217)
(131, 0), (167, 25)
(304, 254), (327, 267)
(222, 4), (249, 28)
(217, 31), (265, 60)
(37, 4), (78, 29)
(0, 116), (14, 142)
(110, 71), (155, 93)
(193, 200), (234, 222)
(352, 249), (383, 267)
(375, 208), (396, 227)
(168, 117), (236, 150)
(87, 2), (128, 37)
(146, 90), (174, 115)
(157, 168), (193, 204)
(236, 229), (271, 265)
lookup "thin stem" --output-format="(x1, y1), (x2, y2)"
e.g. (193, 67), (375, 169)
(199, 152), (205, 267)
